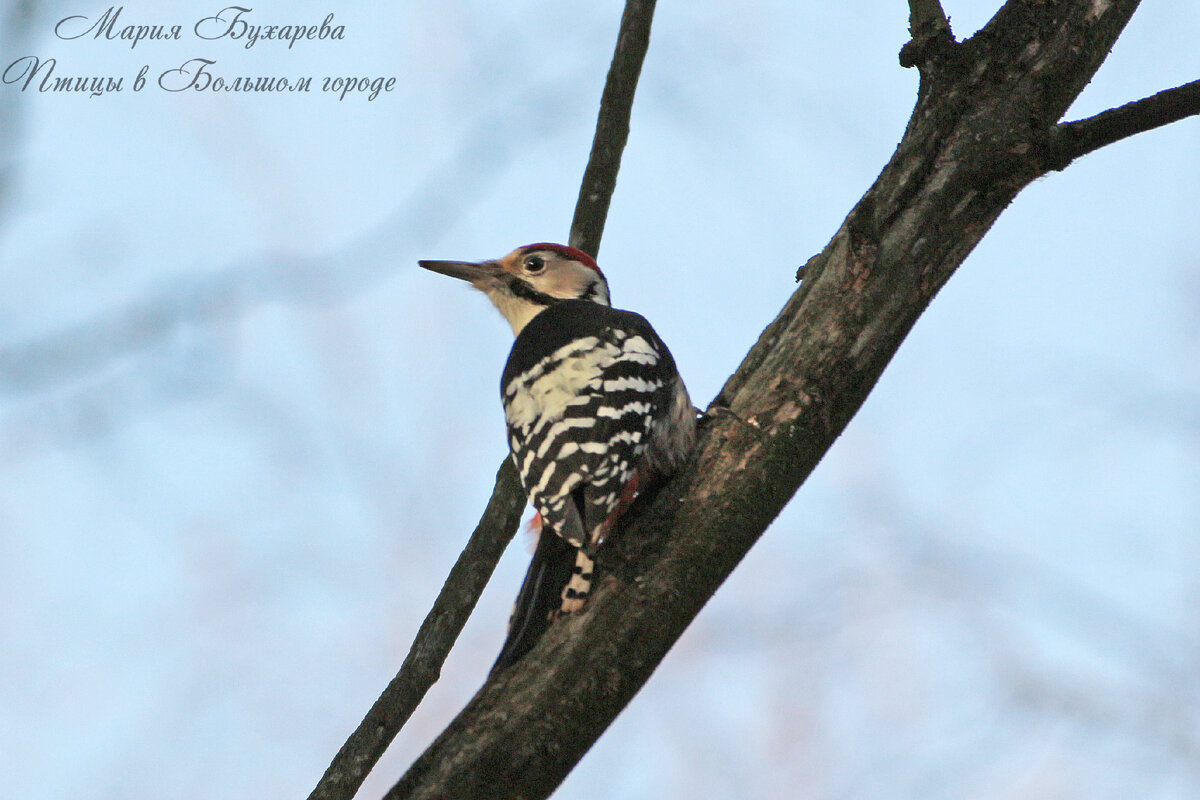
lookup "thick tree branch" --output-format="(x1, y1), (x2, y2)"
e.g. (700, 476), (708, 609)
(568, 0), (657, 257)
(1048, 79), (1200, 169)
(387, 1), (1199, 798)
(307, 461), (524, 800)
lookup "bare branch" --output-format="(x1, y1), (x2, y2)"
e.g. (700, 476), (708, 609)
(568, 0), (657, 257)
(309, 3), (662, 797)
(306, 460), (524, 800)
(899, 0), (953, 69)
(907, 0), (949, 35)
(1049, 79), (1200, 169)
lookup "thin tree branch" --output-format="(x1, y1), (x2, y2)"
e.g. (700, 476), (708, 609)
(568, 0), (657, 257)
(309, 3), (662, 798)
(899, 0), (953, 69)
(306, 460), (524, 800)
(906, 0), (949, 34)
(1048, 79), (1200, 170)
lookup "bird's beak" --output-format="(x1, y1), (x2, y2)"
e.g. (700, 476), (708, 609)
(417, 259), (502, 286)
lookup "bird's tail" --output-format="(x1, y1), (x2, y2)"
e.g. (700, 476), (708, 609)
(491, 517), (594, 675)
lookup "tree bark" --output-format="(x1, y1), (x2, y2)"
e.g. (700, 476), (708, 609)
(387, 1), (1200, 798)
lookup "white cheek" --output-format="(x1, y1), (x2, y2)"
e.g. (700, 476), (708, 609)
(486, 290), (543, 335)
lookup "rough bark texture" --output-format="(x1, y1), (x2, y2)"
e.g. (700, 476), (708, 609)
(387, 1), (1199, 798)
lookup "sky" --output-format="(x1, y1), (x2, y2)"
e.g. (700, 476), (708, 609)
(2, 2), (1199, 799)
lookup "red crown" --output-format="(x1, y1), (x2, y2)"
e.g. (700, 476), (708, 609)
(518, 243), (603, 276)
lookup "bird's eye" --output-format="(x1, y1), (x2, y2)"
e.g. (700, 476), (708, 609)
(524, 255), (546, 274)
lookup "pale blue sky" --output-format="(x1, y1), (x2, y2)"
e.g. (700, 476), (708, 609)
(2, 2), (1198, 798)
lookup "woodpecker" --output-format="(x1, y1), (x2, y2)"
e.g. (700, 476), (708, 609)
(419, 243), (696, 672)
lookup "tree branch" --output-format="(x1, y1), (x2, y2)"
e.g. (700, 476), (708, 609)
(308, 3), (663, 798)
(568, 0), (657, 257)
(899, 0), (953, 69)
(306, 461), (524, 800)
(1048, 79), (1200, 169)
(906, 0), (949, 34)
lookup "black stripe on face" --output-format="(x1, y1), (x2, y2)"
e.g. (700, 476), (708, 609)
(508, 276), (560, 306)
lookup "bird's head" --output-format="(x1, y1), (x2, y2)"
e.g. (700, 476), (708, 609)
(419, 243), (610, 335)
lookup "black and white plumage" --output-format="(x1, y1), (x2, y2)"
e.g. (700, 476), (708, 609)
(502, 300), (684, 550)
(419, 243), (695, 673)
